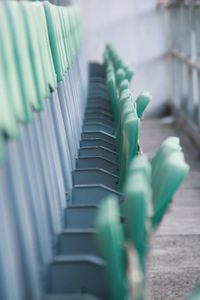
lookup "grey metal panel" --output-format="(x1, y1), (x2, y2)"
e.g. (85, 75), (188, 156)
(20, 123), (53, 265)
(57, 82), (78, 168)
(45, 100), (66, 217)
(0, 169), (25, 300)
(50, 91), (73, 195)
(4, 141), (42, 300)
(33, 113), (60, 239)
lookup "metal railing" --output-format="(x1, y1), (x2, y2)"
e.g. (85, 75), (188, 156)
(159, 0), (200, 126)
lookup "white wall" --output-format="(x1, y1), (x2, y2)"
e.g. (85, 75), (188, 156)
(80, 0), (172, 116)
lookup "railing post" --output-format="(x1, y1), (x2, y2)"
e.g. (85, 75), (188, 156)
(171, 6), (182, 108)
(194, 5), (200, 126)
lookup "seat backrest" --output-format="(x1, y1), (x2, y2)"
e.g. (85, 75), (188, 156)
(151, 136), (182, 178)
(115, 68), (126, 87)
(128, 154), (152, 182)
(0, 2), (30, 125)
(5, 1), (38, 118)
(0, 35), (18, 140)
(33, 1), (57, 92)
(21, 1), (47, 111)
(123, 156), (152, 272)
(120, 111), (140, 187)
(96, 196), (128, 300)
(135, 91), (152, 118)
(44, 1), (64, 82)
(152, 151), (189, 228)
(186, 286), (200, 300)
(119, 79), (129, 94)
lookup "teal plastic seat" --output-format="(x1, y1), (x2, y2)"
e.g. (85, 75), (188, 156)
(119, 79), (129, 94)
(125, 66), (134, 82)
(0, 55), (18, 140)
(115, 90), (140, 189)
(0, 2), (31, 124)
(33, 1), (57, 92)
(152, 151), (189, 228)
(135, 91), (152, 118)
(58, 8), (68, 72)
(0, 5), (21, 126)
(123, 170), (152, 273)
(128, 154), (152, 182)
(96, 196), (128, 300)
(119, 88), (131, 103)
(117, 97), (136, 157)
(119, 112), (140, 188)
(0, 6), (19, 139)
(116, 68), (126, 87)
(151, 137), (181, 179)
(68, 6), (80, 66)
(5, 1), (38, 120)
(107, 71), (118, 126)
(44, 1), (64, 81)
(120, 156), (152, 299)
(21, 1), (47, 111)
(186, 286), (200, 300)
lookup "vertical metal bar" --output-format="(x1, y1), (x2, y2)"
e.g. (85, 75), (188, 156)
(179, 5), (188, 110)
(185, 3), (194, 116)
(194, 5), (200, 126)
(171, 6), (182, 108)
(170, 7), (177, 106)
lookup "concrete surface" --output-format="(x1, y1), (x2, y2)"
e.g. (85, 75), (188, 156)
(140, 118), (200, 300)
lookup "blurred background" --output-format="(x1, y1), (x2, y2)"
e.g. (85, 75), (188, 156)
(79, 0), (171, 116)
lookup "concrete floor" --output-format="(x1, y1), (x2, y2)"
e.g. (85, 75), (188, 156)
(140, 118), (200, 300)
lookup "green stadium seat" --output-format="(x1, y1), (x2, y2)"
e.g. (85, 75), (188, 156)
(96, 196), (128, 300)
(152, 151), (189, 228)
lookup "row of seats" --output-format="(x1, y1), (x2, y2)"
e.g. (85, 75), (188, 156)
(104, 45), (152, 189)
(0, 1), (82, 136)
(43, 43), (189, 300)
(96, 142), (189, 299)
(0, 1), (88, 300)
(94, 46), (189, 299)
(44, 48), (146, 299)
